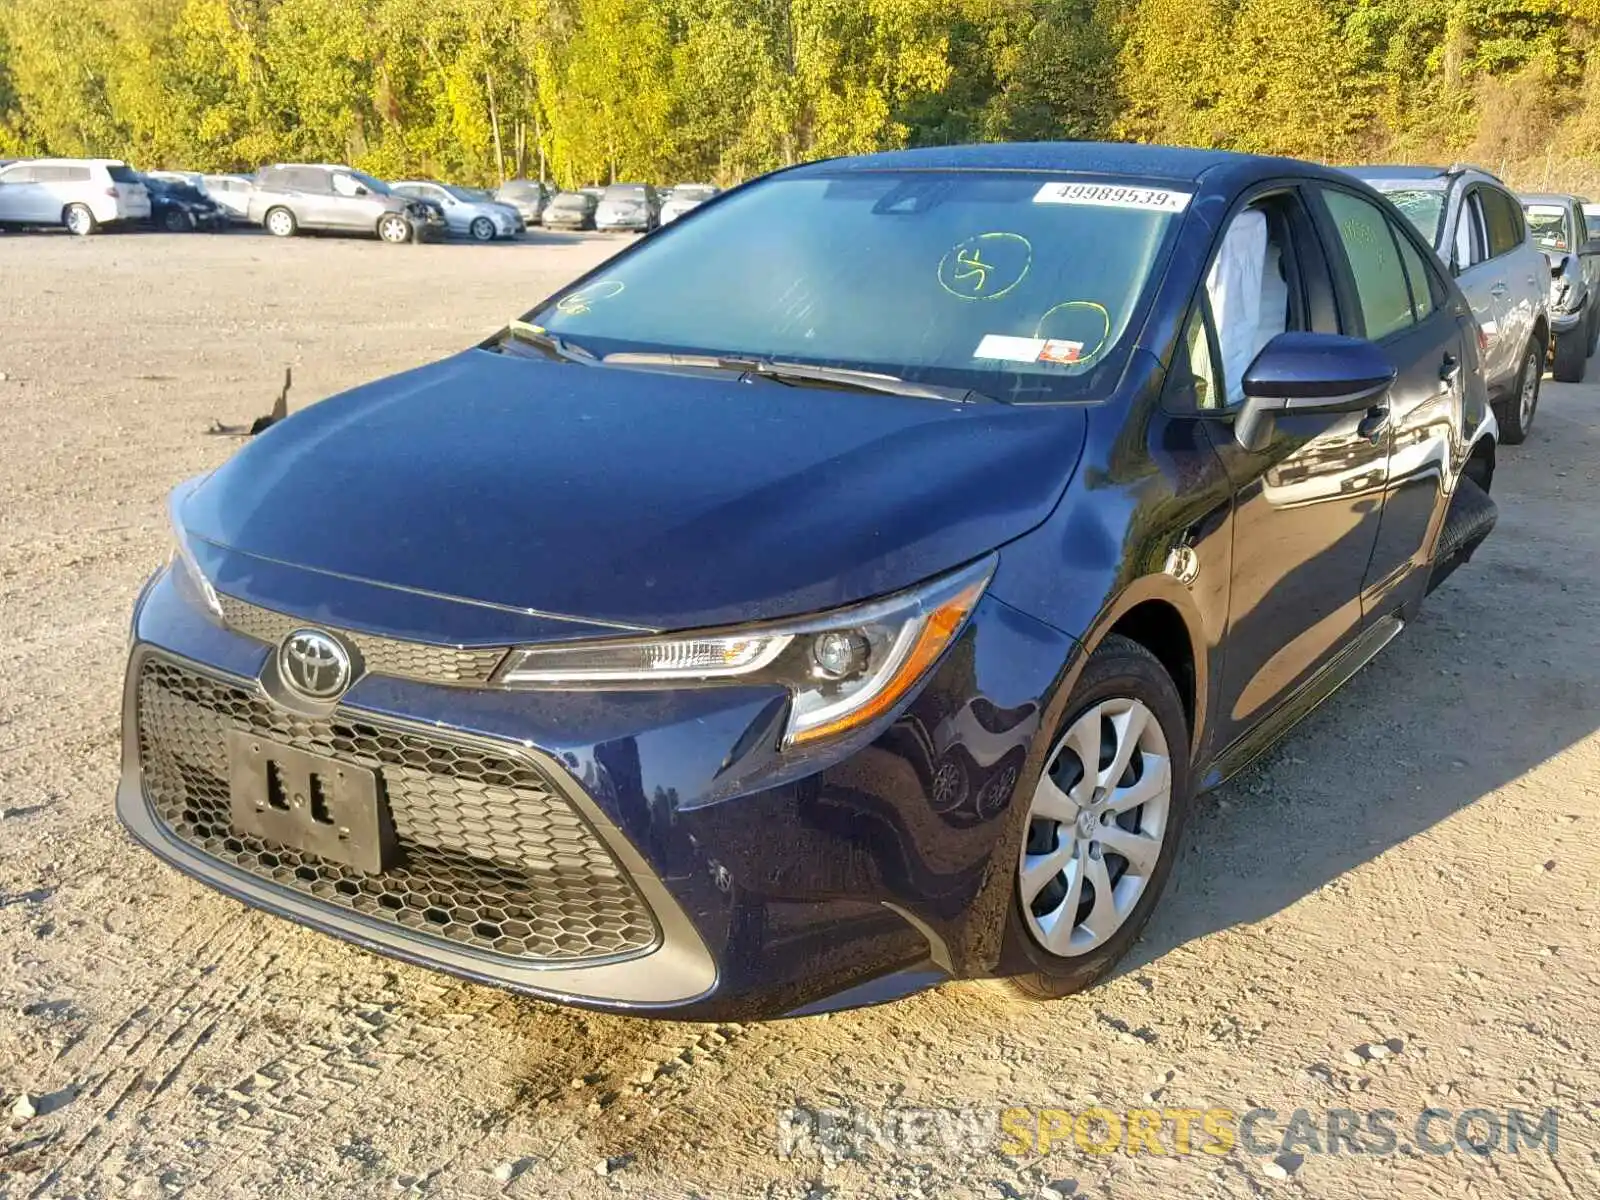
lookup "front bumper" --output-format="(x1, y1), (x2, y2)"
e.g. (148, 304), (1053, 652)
(119, 559), (1073, 1018)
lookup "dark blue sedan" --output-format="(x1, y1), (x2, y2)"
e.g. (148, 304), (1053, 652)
(119, 143), (1501, 1018)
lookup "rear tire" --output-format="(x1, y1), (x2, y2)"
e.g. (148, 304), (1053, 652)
(1553, 325), (1586, 383)
(1495, 336), (1542, 445)
(63, 204), (97, 237)
(264, 207), (297, 238)
(998, 634), (1192, 1001)
(469, 216), (495, 242)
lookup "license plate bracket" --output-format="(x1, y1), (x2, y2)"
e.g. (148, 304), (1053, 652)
(227, 731), (394, 874)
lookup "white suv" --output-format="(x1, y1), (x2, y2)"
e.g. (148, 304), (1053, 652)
(0, 158), (152, 235)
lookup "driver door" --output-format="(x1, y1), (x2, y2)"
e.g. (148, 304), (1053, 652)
(1195, 186), (1388, 750)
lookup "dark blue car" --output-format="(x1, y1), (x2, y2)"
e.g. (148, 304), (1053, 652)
(119, 143), (1500, 1019)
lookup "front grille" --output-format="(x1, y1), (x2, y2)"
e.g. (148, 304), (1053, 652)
(217, 595), (508, 686)
(135, 656), (659, 963)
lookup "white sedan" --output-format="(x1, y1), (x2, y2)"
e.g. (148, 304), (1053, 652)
(389, 181), (522, 241)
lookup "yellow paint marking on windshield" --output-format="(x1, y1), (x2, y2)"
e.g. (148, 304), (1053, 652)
(556, 278), (626, 316)
(1034, 300), (1111, 365)
(939, 233), (1032, 301)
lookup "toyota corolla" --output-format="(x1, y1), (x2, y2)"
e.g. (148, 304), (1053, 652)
(120, 144), (1500, 1019)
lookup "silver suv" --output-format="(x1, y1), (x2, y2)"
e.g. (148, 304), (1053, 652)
(1349, 164), (1548, 443)
(248, 164), (443, 244)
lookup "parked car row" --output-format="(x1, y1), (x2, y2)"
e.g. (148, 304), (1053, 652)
(490, 180), (720, 230)
(0, 154), (720, 244)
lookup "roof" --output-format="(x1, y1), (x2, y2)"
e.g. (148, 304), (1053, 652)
(792, 141), (1323, 184)
(23, 157), (129, 167)
(1518, 192), (1582, 206)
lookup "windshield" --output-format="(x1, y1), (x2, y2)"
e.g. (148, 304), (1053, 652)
(346, 170), (390, 196)
(604, 185), (647, 201)
(671, 186), (716, 202)
(500, 181), (542, 197)
(1365, 181), (1447, 248)
(526, 170), (1185, 403)
(1523, 204), (1570, 251)
(552, 194), (590, 208)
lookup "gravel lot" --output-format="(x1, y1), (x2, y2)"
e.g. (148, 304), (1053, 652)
(1, 228), (1597, 1200)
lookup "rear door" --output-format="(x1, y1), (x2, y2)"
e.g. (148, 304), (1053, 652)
(1478, 186), (1542, 376)
(1313, 184), (1471, 618)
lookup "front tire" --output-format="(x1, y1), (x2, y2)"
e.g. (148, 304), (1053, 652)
(1000, 634), (1191, 1000)
(163, 208), (192, 233)
(64, 204), (97, 236)
(1552, 325), (1586, 383)
(378, 213), (412, 244)
(469, 216), (495, 242)
(1495, 336), (1542, 445)
(264, 207), (297, 238)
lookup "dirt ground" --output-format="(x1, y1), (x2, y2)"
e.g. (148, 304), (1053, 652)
(1, 228), (1597, 1200)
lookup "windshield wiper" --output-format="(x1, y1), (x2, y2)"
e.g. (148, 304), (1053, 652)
(601, 351), (997, 404)
(495, 320), (597, 365)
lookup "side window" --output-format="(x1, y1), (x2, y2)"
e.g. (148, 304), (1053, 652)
(1454, 192), (1488, 271)
(1481, 188), (1524, 258)
(1204, 203), (1298, 405)
(33, 166), (67, 183)
(1166, 302), (1223, 412)
(0, 165), (34, 183)
(66, 167), (91, 183)
(331, 173), (364, 198)
(1393, 225), (1442, 321)
(286, 168), (328, 193)
(1322, 189), (1416, 341)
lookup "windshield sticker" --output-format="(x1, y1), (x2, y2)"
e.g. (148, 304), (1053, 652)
(1033, 183), (1191, 213)
(556, 278), (625, 316)
(1038, 339), (1084, 364)
(974, 334), (1046, 362)
(938, 232), (1033, 301)
(1034, 300), (1112, 364)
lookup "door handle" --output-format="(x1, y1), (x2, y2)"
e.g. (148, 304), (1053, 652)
(1439, 353), (1462, 389)
(1357, 406), (1390, 443)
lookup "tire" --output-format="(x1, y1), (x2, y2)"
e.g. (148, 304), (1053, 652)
(1494, 336), (1542, 445)
(63, 204), (97, 237)
(378, 213), (412, 244)
(1552, 325), (1586, 383)
(998, 634), (1192, 1000)
(469, 216), (495, 243)
(1587, 303), (1599, 357)
(162, 208), (191, 233)
(264, 207), (297, 238)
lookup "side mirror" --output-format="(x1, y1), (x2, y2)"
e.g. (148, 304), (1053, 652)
(353, 185), (369, 196)
(1234, 332), (1397, 451)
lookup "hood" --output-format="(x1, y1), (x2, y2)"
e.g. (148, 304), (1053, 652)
(181, 350), (1087, 633)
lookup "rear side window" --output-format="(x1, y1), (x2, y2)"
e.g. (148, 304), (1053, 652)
(105, 164), (139, 183)
(0, 165), (36, 183)
(1393, 230), (1442, 320)
(1322, 189), (1415, 340)
(1480, 188), (1525, 257)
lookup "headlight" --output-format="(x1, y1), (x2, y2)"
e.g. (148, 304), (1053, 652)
(168, 495), (222, 620)
(1553, 278), (1573, 311)
(497, 558), (994, 746)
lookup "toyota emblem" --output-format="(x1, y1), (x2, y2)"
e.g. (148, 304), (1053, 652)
(278, 629), (352, 700)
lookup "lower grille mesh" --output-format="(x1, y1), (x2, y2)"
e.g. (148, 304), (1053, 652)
(135, 657), (659, 963)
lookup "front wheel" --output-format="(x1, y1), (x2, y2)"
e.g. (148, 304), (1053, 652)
(1495, 336), (1542, 445)
(469, 216), (495, 242)
(63, 204), (97, 236)
(162, 208), (192, 233)
(378, 213), (412, 244)
(999, 634), (1191, 1000)
(1552, 325), (1586, 383)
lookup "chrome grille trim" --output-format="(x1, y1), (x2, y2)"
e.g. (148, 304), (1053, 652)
(217, 594), (508, 685)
